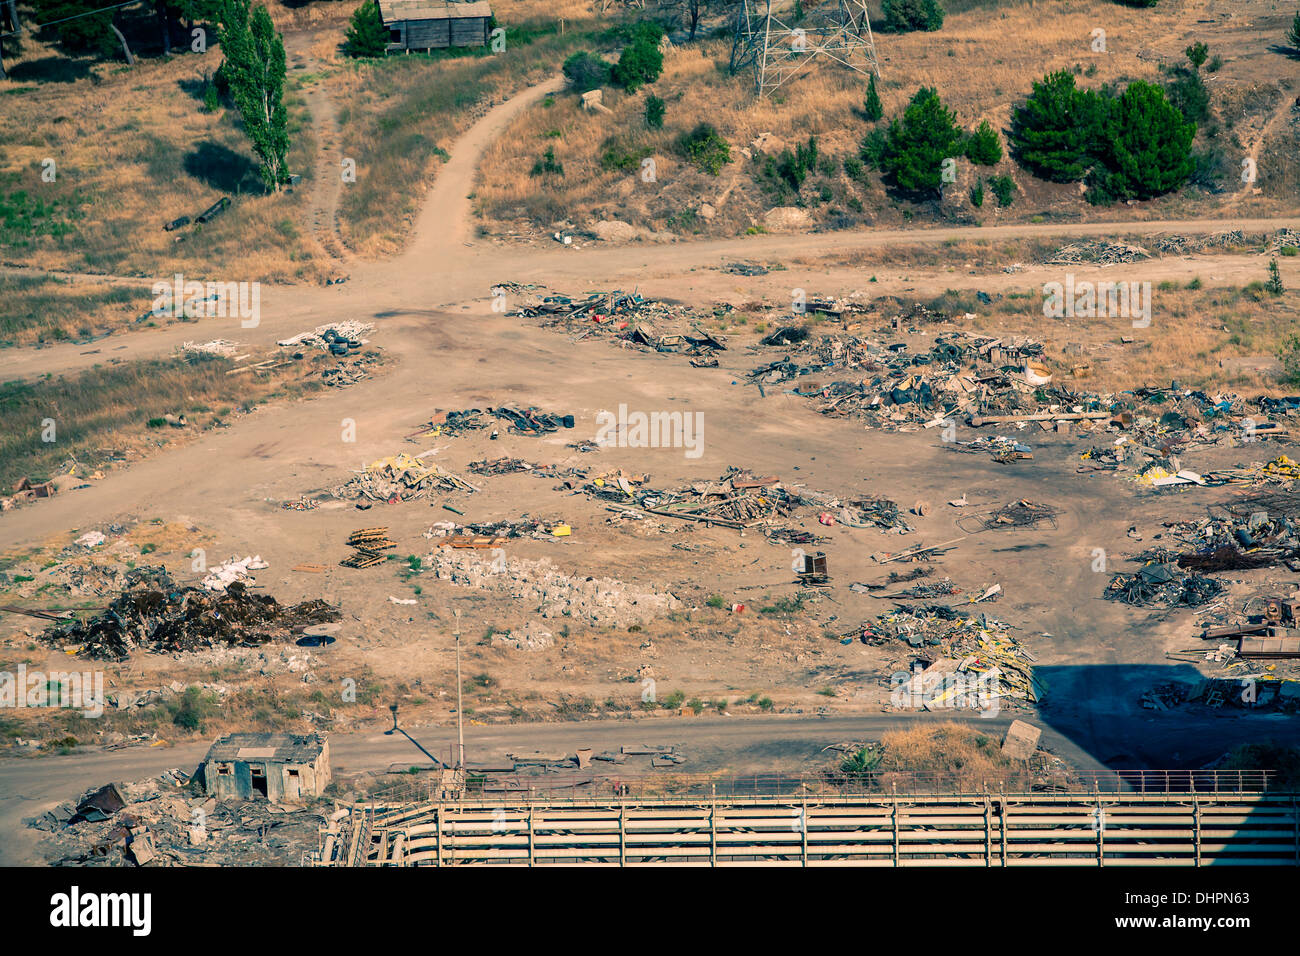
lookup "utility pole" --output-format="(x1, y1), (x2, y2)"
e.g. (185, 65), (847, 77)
(454, 610), (465, 770)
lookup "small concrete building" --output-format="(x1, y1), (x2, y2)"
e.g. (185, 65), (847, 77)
(379, 0), (493, 53)
(202, 733), (330, 803)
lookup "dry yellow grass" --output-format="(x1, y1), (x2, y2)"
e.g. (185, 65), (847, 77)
(0, 35), (323, 282)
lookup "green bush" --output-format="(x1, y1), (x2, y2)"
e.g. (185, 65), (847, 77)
(882, 0), (944, 32)
(969, 180), (984, 207)
(531, 146), (564, 176)
(612, 24), (664, 92)
(1289, 11), (1300, 51)
(858, 127), (888, 168)
(600, 138), (653, 172)
(343, 0), (388, 58)
(965, 119), (1002, 165)
(863, 72), (883, 121)
(988, 174), (1014, 207)
(879, 86), (965, 195)
(679, 123), (731, 175)
(1164, 45), (1210, 125)
(645, 93), (665, 129)
(562, 51), (611, 92)
(1010, 70), (1108, 182)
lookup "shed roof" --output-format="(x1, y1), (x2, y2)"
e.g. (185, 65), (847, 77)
(378, 0), (493, 23)
(205, 732), (326, 764)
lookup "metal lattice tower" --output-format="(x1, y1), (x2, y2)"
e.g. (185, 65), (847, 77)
(730, 0), (880, 98)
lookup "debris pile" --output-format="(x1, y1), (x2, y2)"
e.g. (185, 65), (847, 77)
(277, 321), (373, 351)
(865, 606), (1042, 708)
(428, 551), (680, 628)
(41, 567), (340, 660)
(596, 467), (806, 533)
(341, 528), (395, 568)
(406, 408), (489, 440)
(28, 774), (329, 867)
(331, 455), (477, 503)
(499, 283), (727, 358)
(491, 405), (574, 435)
(1046, 240), (1150, 265)
(1105, 563), (1223, 607)
(201, 554), (268, 592)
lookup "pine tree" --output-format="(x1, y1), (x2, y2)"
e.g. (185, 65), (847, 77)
(965, 119), (1002, 166)
(880, 86), (965, 196)
(218, 0), (290, 191)
(1288, 11), (1300, 51)
(863, 73), (883, 121)
(1010, 70), (1107, 182)
(344, 0), (388, 58)
(1094, 80), (1194, 201)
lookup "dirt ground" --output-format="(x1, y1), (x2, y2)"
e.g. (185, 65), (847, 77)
(3, 2), (1300, 775)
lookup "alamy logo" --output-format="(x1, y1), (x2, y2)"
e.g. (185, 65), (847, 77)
(49, 887), (151, 936)
(1042, 274), (1151, 328)
(593, 404), (704, 459)
(150, 273), (261, 328)
(0, 665), (104, 718)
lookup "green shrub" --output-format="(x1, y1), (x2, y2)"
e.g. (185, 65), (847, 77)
(988, 174), (1014, 206)
(882, 0), (944, 32)
(600, 138), (653, 171)
(645, 93), (665, 129)
(531, 146), (564, 176)
(969, 180), (984, 207)
(679, 123), (731, 175)
(611, 24), (664, 92)
(1090, 80), (1194, 202)
(562, 51), (611, 92)
(1010, 70), (1108, 182)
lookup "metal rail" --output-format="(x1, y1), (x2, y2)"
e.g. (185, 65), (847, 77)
(333, 791), (1300, 867)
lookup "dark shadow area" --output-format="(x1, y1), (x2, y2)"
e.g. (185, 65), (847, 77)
(1266, 44), (1300, 61)
(182, 141), (261, 194)
(1034, 663), (1300, 780)
(177, 75), (212, 103)
(5, 56), (93, 83)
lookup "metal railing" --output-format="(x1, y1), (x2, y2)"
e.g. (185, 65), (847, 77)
(367, 768), (1277, 806)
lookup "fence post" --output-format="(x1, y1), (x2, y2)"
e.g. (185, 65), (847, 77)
(435, 804), (443, 868)
(527, 806), (536, 867)
(1192, 795), (1201, 867)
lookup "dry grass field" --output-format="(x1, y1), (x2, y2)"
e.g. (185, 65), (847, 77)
(0, 33), (322, 282)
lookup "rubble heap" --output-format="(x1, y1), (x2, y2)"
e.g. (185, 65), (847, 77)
(428, 551), (680, 628)
(331, 454), (477, 503)
(41, 567), (340, 660)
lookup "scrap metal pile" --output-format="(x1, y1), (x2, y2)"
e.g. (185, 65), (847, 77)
(406, 408), (489, 440)
(497, 283), (727, 357)
(1156, 506), (1300, 571)
(41, 567), (340, 660)
(491, 405), (574, 435)
(749, 330), (1075, 431)
(1105, 563), (1223, 607)
(331, 454), (477, 503)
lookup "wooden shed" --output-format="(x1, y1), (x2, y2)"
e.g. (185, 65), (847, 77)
(379, 0), (493, 52)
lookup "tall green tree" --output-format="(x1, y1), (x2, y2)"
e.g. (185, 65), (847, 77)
(1287, 11), (1300, 51)
(1010, 70), (1107, 182)
(343, 0), (387, 57)
(1091, 80), (1194, 202)
(879, 86), (964, 196)
(218, 0), (290, 191)
(863, 72), (883, 121)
